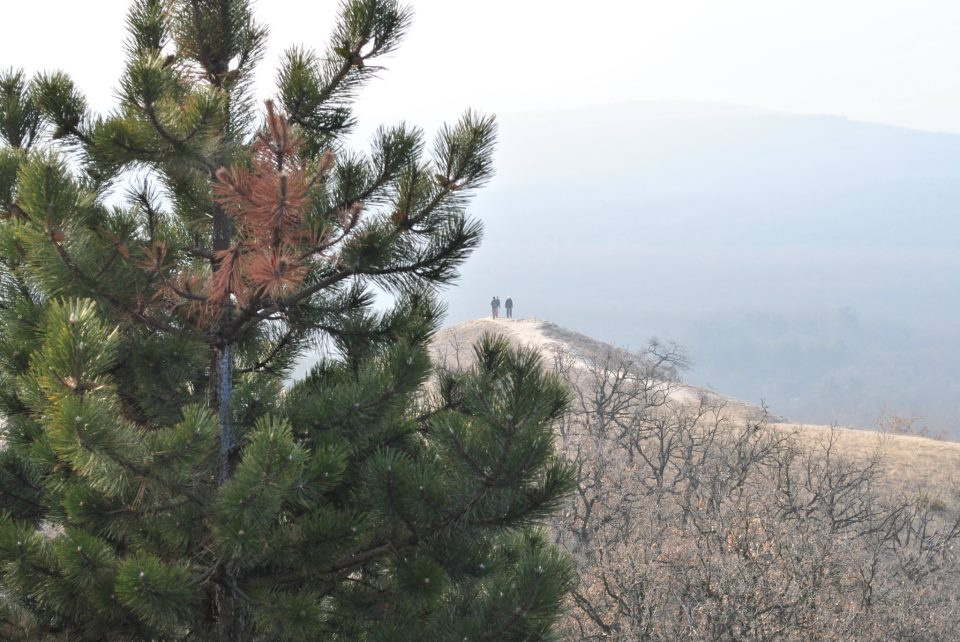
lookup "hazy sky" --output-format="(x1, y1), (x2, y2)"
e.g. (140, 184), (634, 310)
(3, 1), (960, 132)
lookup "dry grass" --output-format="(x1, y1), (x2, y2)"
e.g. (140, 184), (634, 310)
(776, 422), (960, 499)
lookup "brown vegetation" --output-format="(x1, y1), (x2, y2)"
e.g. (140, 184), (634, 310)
(433, 320), (960, 641)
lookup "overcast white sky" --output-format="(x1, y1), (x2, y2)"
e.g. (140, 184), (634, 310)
(3, 0), (960, 133)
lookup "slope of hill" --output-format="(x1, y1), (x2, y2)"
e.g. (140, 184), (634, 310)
(433, 317), (960, 494)
(432, 317), (768, 422)
(434, 316), (960, 639)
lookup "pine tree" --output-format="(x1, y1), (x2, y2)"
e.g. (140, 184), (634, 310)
(0, 2), (575, 639)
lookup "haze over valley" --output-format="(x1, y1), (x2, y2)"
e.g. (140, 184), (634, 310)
(440, 102), (960, 436)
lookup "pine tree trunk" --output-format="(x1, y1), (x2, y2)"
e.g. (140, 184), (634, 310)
(213, 340), (248, 640)
(214, 576), (250, 642)
(210, 199), (248, 640)
(211, 200), (236, 485)
(215, 343), (235, 484)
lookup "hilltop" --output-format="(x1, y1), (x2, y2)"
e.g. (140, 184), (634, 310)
(433, 317), (960, 495)
(432, 317), (768, 422)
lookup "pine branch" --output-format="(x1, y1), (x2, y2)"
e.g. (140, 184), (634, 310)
(235, 328), (297, 374)
(477, 573), (547, 642)
(49, 236), (193, 337)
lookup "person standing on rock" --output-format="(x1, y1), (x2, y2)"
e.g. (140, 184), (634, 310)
(505, 297), (513, 319)
(490, 296), (500, 319)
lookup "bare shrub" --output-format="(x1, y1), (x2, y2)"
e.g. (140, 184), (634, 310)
(879, 409), (949, 442)
(549, 344), (960, 641)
